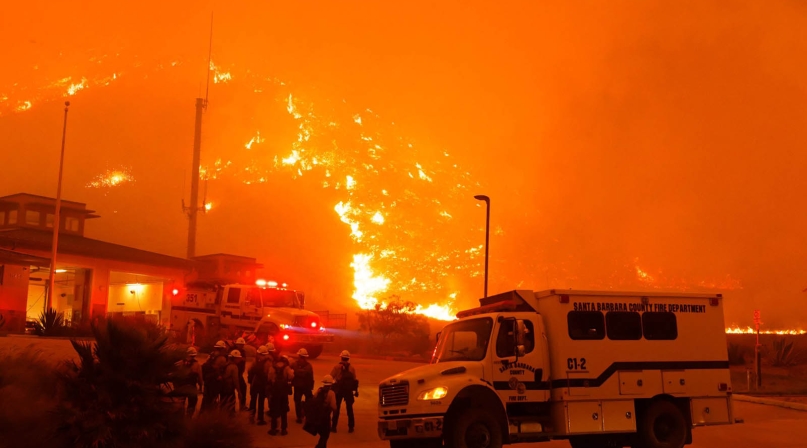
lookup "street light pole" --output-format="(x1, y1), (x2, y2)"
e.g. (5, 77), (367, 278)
(47, 101), (70, 309)
(474, 195), (490, 298)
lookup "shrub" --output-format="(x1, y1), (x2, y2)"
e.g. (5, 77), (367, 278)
(727, 343), (747, 365)
(53, 319), (190, 448)
(770, 337), (802, 367)
(0, 350), (61, 448)
(35, 308), (66, 336)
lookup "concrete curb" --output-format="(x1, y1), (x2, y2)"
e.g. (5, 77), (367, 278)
(734, 394), (807, 412)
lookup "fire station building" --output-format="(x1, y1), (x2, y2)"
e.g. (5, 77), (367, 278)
(0, 193), (258, 332)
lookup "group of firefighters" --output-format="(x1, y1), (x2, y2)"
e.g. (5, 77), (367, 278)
(174, 338), (358, 447)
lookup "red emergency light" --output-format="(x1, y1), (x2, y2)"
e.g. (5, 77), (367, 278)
(282, 334), (290, 341)
(172, 288), (179, 296)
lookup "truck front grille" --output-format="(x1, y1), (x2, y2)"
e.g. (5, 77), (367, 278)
(379, 382), (409, 407)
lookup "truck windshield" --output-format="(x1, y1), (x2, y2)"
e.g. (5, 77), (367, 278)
(431, 317), (493, 364)
(260, 289), (300, 308)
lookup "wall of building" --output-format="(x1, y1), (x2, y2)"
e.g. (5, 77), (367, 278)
(0, 264), (31, 331)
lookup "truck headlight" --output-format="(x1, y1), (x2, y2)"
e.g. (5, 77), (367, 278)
(417, 387), (448, 401)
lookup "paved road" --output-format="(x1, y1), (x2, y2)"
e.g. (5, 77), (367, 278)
(3, 338), (805, 448)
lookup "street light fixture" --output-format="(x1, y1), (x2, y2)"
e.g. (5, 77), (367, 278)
(474, 195), (490, 298)
(47, 101), (70, 309)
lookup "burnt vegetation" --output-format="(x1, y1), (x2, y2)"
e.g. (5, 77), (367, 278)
(357, 296), (432, 357)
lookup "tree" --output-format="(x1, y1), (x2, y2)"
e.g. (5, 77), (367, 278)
(358, 296), (431, 355)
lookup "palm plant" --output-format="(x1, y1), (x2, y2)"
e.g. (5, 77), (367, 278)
(54, 318), (189, 448)
(35, 308), (65, 336)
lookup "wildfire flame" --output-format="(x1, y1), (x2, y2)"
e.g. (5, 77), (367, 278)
(725, 326), (806, 335)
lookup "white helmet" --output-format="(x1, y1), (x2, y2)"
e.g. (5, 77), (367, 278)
(235, 337), (246, 345)
(265, 343), (276, 352)
(257, 345), (269, 355)
(186, 347), (198, 357)
(229, 350), (242, 358)
(340, 350), (351, 359)
(214, 340), (227, 349)
(297, 348), (309, 357)
(322, 374), (335, 385)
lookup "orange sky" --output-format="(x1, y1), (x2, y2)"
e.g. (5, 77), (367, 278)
(1, 1), (807, 327)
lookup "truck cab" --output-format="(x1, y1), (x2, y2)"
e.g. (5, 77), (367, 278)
(172, 281), (334, 358)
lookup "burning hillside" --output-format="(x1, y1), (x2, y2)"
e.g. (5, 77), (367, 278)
(3, 1), (807, 330)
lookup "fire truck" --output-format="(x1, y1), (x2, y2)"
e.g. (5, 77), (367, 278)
(378, 290), (735, 448)
(170, 280), (334, 358)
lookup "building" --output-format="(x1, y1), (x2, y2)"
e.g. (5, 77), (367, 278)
(0, 193), (191, 331)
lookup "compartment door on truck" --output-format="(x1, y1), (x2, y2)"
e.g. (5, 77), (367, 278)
(492, 317), (549, 406)
(220, 286), (242, 325)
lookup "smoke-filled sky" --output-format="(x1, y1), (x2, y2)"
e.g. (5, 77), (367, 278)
(1, 1), (806, 328)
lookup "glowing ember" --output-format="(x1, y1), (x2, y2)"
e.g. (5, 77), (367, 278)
(86, 168), (134, 190)
(16, 101), (32, 112)
(204, 202), (213, 212)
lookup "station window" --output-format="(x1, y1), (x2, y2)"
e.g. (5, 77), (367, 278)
(496, 319), (536, 357)
(65, 217), (80, 232)
(227, 287), (241, 304)
(606, 312), (643, 340)
(642, 312), (678, 340)
(25, 210), (40, 226)
(0, 211), (5, 226)
(45, 213), (55, 228)
(8, 210), (17, 225)
(567, 311), (605, 340)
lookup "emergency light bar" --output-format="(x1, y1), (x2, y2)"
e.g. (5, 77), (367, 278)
(456, 300), (518, 319)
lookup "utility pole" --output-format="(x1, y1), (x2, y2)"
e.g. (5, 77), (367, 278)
(47, 101), (70, 309)
(186, 97), (204, 259)
(184, 13), (213, 259)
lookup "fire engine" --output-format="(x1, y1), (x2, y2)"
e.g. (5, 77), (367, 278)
(378, 290), (735, 448)
(170, 280), (334, 358)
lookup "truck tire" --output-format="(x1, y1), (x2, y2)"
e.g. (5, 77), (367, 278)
(305, 345), (324, 359)
(636, 400), (687, 448)
(447, 409), (502, 448)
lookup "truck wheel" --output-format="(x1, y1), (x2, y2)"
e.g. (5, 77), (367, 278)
(448, 409), (502, 448)
(306, 345), (324, 359)
(637, 400), (687, 448)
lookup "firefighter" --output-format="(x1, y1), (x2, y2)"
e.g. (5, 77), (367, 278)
(177, 347), (203, 417)
(267, 354), (295, 435)
(221, 350), (242, 415)
(201, 340), (228, 411)
(292, 348), (315, 423)
(235, 337), (248, 410)
(330, 350), (358, 433)
(310, 375), (337, 448)
(248, 345), (271, 425)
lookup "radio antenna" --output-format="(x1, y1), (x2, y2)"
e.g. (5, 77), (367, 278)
(204, 11), (213, 110)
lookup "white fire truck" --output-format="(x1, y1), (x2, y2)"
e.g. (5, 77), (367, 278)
(378, 290), (735, 448)
(170, 280), (334, 358)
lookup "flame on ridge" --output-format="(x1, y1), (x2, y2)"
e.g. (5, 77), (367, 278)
(725, 326), (806, 335)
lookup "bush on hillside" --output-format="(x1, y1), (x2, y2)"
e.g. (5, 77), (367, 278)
(358, 296), (432, 357)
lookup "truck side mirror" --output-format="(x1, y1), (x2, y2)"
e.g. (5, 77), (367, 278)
(298, 293), (306, 309)
(436, 331), (442, 343)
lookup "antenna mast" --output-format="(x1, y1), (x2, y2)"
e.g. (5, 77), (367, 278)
(185, 12), (213, 259)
